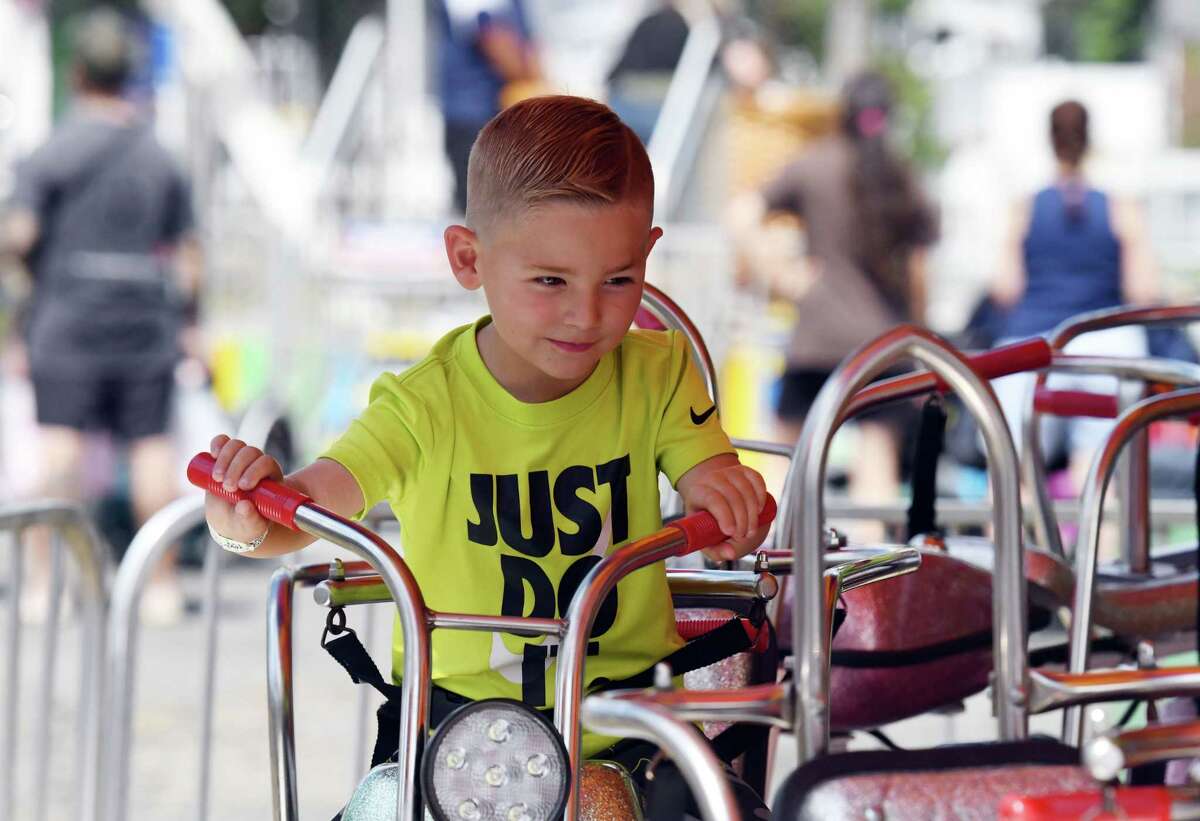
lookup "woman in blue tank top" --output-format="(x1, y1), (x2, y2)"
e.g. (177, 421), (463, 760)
(989, 100), (1159, 480)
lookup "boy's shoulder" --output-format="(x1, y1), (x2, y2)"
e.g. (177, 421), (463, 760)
(618, 327), (687, 372)
(369, 323), (474, 402)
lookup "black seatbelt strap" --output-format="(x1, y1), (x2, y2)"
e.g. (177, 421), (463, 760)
(596, 613), (762, 692)
(324, 607), (767, 767)
(906, 396), (946, 540)
(320, 610), (407, 768)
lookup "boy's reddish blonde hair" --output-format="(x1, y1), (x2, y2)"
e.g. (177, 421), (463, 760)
(466, 95), (654, 232)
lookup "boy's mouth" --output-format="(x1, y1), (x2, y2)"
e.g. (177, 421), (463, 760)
(548, 338), (596, 353)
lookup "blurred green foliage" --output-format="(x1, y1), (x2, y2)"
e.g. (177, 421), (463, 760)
(744, 0), (830, 64)
(873, 53), (945, 171)
(1043, 0), (1154, 62)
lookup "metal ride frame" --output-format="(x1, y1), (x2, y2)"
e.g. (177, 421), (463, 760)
(576, 326), (1023, 817)
(0, 500), (110, 821)
(581, 325), (1200, 819)
(186, 454), (783, 821)
(1063, 385), (1200, 743)
(1024, 304), (1200, 568)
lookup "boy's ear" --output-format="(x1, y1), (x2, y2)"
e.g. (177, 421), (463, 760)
(445, 224), (483, 290)
(644, 225), (663, 258)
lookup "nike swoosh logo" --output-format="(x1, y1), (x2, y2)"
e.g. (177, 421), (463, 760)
(690, 405), (717, 425)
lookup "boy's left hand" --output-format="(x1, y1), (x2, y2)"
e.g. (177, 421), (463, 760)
(676, 454), (770, 562)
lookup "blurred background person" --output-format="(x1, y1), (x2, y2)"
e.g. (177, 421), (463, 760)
(729, 69), (937, 524)
(436, 0), (540, 214)
(990, 99), (1159, 487)
(0, 6), (201, 624)
(605, 0), (689, 146)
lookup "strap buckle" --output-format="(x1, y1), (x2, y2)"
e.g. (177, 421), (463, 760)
(322, 605), (355, 648)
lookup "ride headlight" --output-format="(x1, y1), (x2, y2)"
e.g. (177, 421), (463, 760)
(421, 698), (570, 821)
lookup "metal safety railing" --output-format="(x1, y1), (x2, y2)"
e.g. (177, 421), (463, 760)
(101, 494), (213, 821)
(100, 405), (281, 821)
(0, 500), (111, 821)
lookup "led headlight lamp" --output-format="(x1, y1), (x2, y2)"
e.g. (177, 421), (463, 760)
(421, 698), (570, 821)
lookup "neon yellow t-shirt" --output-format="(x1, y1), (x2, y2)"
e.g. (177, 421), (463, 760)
(322, 316), (733, 756)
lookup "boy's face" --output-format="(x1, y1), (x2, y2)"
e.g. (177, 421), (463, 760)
(446, 199), (662, 401)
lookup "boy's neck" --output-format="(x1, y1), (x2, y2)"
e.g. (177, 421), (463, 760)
(475, 322), (595, 403)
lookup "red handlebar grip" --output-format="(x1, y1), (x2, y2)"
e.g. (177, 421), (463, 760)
(672, 494), (777, 555)
(932, 338), (1052, 392)
(1033, 388), (1119, 419)
(187, 452), (310, 531)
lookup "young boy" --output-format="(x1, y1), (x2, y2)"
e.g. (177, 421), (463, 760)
(205, 95), (771, 815)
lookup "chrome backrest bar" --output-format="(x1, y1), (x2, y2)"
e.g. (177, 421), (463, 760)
(1063, 387), (1200, 744)
(781, 326), (1026, 763)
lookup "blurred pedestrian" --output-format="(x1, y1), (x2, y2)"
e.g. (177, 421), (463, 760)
(729, 70), (937, 524)
(0, 7), (201, 624)
(605, 0), (689, 145)
(990, 99), (1158, 483)
(436, 0), (540, 214)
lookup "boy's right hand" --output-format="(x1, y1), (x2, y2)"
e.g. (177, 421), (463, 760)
(205, 434), (283, 542)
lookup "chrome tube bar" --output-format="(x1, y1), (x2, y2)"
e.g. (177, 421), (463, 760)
(820, 497), (1199, 528)
(1049, 305), (1200, 351)
(290, 505), (431, 821)
(758, 545), (920, 576)
(1048, 354), (1200, 384)
(660, 569), (778, 600)
(1114, 377), (1152, 576)
(589, 682), (793, 730)
(315, 569), (779, 608)
(555, 527), (688, 821)
(781, 326), (1026, 763)
(731, 437), (794, 459)
(1030, 667), (1200, 714)
(1085, 720), (1200, 782)
(581, 695), (739, 821)
(1064, 388), (1200, 744)
(426, 612), (564, 636)
(641, 282), (720, 407)
(0, 501), (110, 821)
(266, 563), (330, 821)
(827, 548), (922, 596)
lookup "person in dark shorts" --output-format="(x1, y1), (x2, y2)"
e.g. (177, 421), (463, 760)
(436, 0), (540, 213)
(729, 71), (937, 534)
(1, 7), (201, 623)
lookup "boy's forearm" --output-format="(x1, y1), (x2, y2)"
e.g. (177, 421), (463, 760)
(237, 525), (319, 559)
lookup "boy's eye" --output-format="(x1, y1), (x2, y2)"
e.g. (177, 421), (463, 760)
(534, 275), (565, 287)
(605, 275), (634, 286)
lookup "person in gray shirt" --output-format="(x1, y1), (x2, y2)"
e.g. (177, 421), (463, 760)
(1, 7), (201, 624)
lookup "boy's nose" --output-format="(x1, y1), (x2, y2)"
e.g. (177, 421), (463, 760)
(566, 293), (601, 329)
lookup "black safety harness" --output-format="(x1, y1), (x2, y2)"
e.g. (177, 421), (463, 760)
(321, 599), (776, 770)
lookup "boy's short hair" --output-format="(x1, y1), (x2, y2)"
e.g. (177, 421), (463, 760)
(466, 95), (654, 232)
